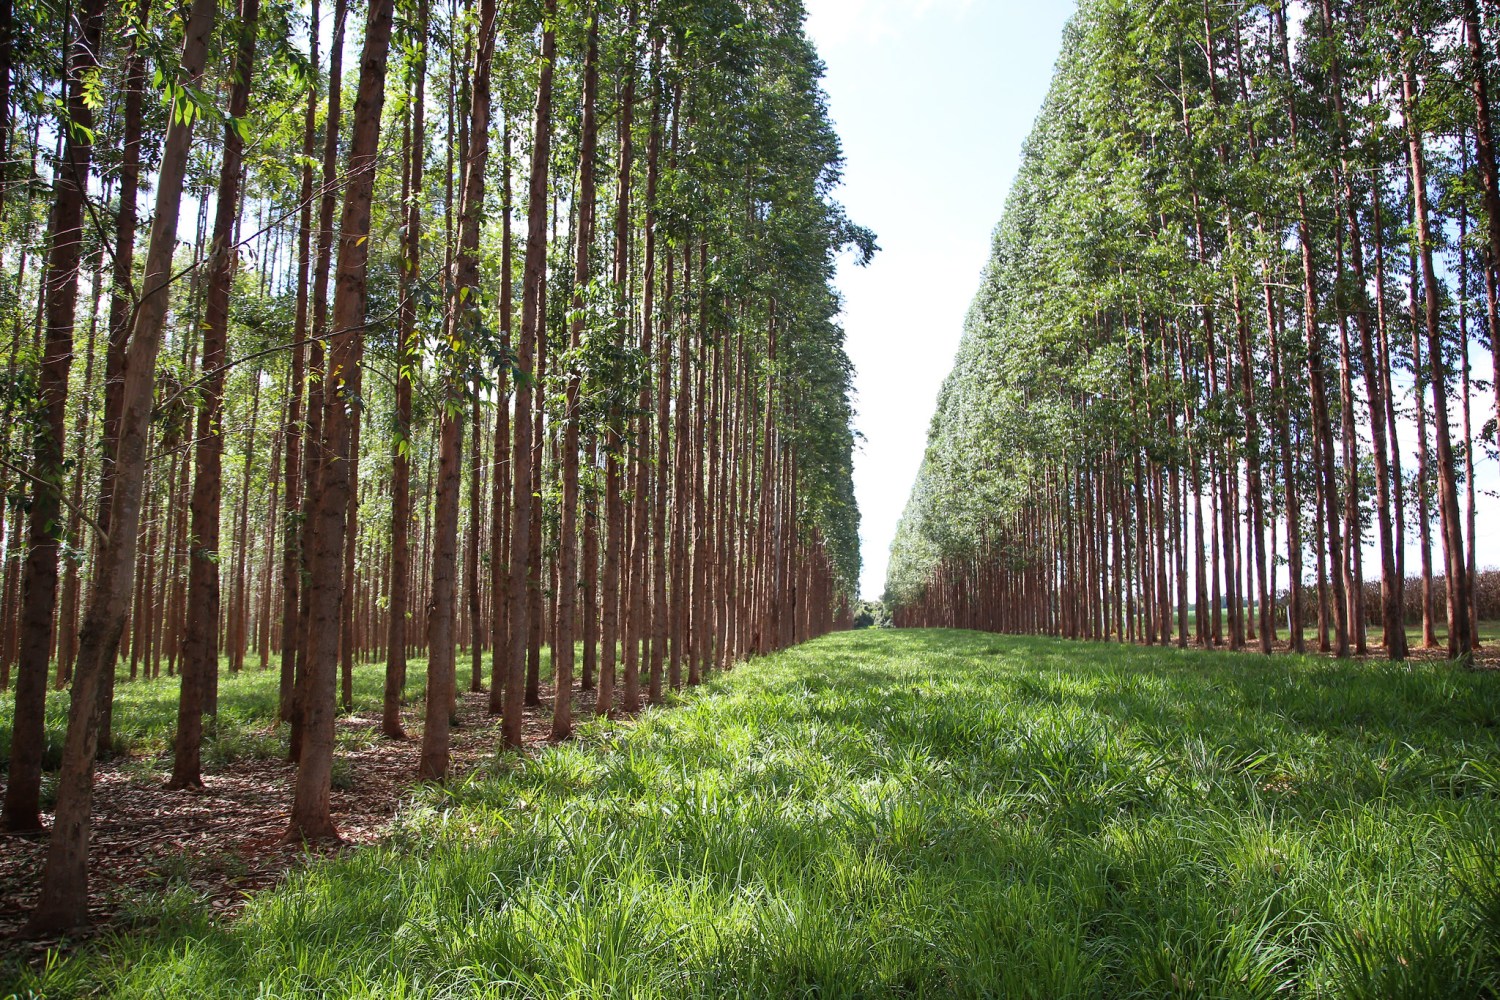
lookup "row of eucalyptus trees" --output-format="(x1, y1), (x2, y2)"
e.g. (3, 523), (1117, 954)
(887, 0), (1494, 665)
(0, 0), (865, 932)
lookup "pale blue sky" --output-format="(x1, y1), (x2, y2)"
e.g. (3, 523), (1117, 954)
(804, 0), (1078, 597)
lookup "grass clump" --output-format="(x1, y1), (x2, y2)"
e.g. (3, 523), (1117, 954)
(10, 629), (1500, 998)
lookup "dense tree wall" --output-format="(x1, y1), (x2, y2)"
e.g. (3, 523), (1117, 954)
(0, 0), (867, 930)
(888, 0), (1496, 666)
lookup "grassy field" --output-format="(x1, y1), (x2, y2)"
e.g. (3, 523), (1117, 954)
(9, 628), (1500, 998)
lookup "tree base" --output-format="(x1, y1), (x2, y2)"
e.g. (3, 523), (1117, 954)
(279, 818), (343, 847)
(1, 820), (48, 838)
(25, 900), (89, 938)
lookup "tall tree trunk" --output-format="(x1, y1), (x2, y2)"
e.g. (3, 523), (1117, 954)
(283, 0), (395, 841)
(339, 410), (361, 708)
(1460, 189), (1481, 647)
(555, 8), (599, 739)
(467, 394), (482, 693)
(1401, 47), (1472, 661)
(88, 0), (152, 745)
(599, 13), (636, 716)
(1277, 1), (1347, 657)
(170, 0), (261, 790)
(279, 4), (314, 718)
(1371, 180), (1408, 648)
(56, 249), (104, 687)
(635, 37), (664, 706)
(231, 368), (262, 677)
(503, 0), (555, 749)
(420, 0), (494, 780)
(487, 121), (512, 715)
(1466, 3), (1500, 450)
(525, 240), (546, 708)
(1320, 0), (1403, 659)
(386, 0), (426, 738)
(3, 0), (107, 834)
(689, 246), (710, 681)
(289, 0), (348, 757)
(27, 0), (218, 931)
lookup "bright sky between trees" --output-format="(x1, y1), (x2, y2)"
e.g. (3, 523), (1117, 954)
(805, 0), (1077, 598)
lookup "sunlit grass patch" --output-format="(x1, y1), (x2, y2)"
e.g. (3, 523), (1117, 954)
(10, 629), (1500, 998)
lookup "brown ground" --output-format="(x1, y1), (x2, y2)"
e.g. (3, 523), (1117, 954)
(0, 682), (603, 959)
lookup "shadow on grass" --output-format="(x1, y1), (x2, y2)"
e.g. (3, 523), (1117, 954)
(12, 628), (1500, 999)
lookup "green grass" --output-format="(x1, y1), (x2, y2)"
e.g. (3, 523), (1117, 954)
(10, 629), (1500, 998)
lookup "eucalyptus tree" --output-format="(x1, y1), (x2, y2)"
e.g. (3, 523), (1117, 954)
(171, 0), (263, 791)
(28, 0), (220, 931)
(553, 3), (599, 740)
(889, 0), (1484, 667)
(501, 0), (555, 750)
(10, 0), (865, 931)
(419, 0), (496, 782)
(284, 0), (397, 842)
(2, 0), (106, 835)
(385, 0), (427, 739)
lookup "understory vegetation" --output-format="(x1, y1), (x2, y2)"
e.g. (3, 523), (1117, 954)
(0, 656), (452, 782)
(12, 628), (1500, 998)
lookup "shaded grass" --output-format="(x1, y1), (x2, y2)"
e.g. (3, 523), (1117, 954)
(0, 650), (563, 783)
(9, 629), (1500, 998)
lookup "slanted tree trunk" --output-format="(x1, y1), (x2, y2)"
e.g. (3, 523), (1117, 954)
(91, 0), (151, 752)
(3, 0), (106, 834)
(27, 0), (218, 931)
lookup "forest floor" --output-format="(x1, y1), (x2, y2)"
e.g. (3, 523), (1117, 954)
(1112, 620), (1500, 668)
(0, 652), (588, 956)
(7, 628), (1500, 997)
